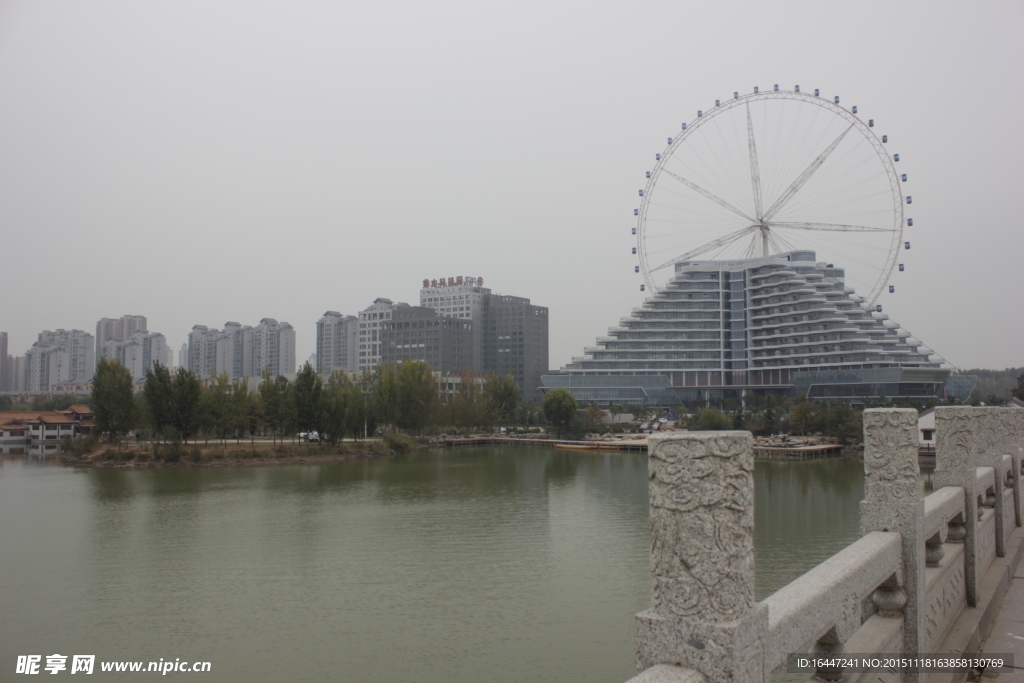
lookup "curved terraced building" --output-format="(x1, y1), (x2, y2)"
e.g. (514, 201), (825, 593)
(543, 250), (968, 406)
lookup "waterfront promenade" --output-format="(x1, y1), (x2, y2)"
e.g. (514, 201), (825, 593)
(624, 407), (1024, 683)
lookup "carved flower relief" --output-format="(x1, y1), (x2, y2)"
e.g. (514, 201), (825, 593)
(863, 412), (916, 468)
(935, 410), (976, 470)
(652, 574), (707, 617)
(709, 434), (749, 460)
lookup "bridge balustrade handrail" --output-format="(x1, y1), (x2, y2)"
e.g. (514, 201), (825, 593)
(627, 407), (1024, 683)
(922, 486), (964, 542)
(762, 531), (901, 677)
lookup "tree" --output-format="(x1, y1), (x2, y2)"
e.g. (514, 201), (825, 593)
(370, 364), (399, 429)
(293, 362), (323, 438)
(543, 388), (578, 436)
(169, 368), (201, 443)
(144, 363), (173, 442)
(91, 358), (136, 443)
(323, 371), (362, 443)
(394, 360), (436, 433)
(200, 372), (233, 442)
(230, 380), (253, 442)
(258, 369), (284, 443)
(791, 395), (813, 435)
(1014, 373), (1024, 401)
(483, 372), (520, 427)
(690, 406), (732, 431)
(444, 375), (485, 431)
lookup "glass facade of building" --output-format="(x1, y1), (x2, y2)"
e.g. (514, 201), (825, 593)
(544, 251), (959, 406)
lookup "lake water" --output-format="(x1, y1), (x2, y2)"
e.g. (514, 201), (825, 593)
(0, 447), (863, 682)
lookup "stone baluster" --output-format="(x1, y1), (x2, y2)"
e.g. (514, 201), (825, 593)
(635, 432), (767, 683)
(925, 533), (944, 568)
(933, 407), (980, 606)
(859, 408), (924, 677)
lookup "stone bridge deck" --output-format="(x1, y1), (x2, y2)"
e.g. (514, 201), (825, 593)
(622, 407), (1024, 683)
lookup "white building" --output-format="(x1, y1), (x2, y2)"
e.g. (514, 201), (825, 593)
(358, 298), (405, 373)
(96, 315), (147, 360)
(316, 311), (358, 375)
(26, 329), (95, 393)
(187, 319), (295, 380)
(101, 330), (170, 381)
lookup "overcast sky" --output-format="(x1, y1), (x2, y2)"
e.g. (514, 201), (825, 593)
(2, 0), (1022, 374)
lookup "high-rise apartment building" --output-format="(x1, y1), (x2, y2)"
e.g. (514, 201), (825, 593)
(544, 250), (963, 406)
(96, 315), (147, 360)
(101, 330), (170, 381)
(0, 332), (8, 392)
(26, 329), (95, 393)
(419, 276), (549, 401)
(316, 311), (358, 375)
(357, 298), (405, 373)
(186, 319), (295, 380)
(380, 306), (474, 374)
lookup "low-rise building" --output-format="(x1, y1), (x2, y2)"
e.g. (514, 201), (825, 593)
(0, 405), (94, 444)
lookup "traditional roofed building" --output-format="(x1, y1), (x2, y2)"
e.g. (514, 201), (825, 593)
(0, 405), (94, 445)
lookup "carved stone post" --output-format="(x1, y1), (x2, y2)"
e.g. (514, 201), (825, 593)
(933, 407), (980, 606)
(635, 432), (767, 683)
(859, 409), (924, 674)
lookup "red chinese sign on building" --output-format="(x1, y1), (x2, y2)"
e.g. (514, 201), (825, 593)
(421, 276), (484, 289)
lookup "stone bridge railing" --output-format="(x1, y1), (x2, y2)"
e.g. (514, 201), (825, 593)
(626, 407), (1024, 683)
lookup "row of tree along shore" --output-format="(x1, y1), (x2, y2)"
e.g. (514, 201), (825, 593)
(18, 358), (985, 464)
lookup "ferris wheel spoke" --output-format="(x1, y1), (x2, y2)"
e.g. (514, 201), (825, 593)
(770, 221), (893, 233)
(746, 105), (764, 218)
(661, 169), (754, 222)
(762, 124), (854, 221)
(650, 225), (757, 272)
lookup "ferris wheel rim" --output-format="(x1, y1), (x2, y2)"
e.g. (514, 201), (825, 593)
(635, 88), (904, 305)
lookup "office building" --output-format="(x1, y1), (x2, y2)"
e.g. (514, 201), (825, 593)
(544, 250), (963, 406)
(380, 306), (473, 374)
(419, 276), (548, 402)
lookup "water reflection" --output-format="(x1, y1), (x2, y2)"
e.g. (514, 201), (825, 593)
(0, 442), (62, 456)
(2, 448), (870, 683)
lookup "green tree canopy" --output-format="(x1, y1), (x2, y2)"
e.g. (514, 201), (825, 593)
(293, 362), (324, 437)
(690, 406), (732, 431)
(483, 372), (520, 426)
(143, 362), (173, 442)
(169, 368), (201, 443)
(394, 361), (436, 433)
(542, 388), (578, 437)
(92, 358), (137, 442)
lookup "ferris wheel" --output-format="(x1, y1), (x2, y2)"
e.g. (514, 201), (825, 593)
(634, 85), (909, 304)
